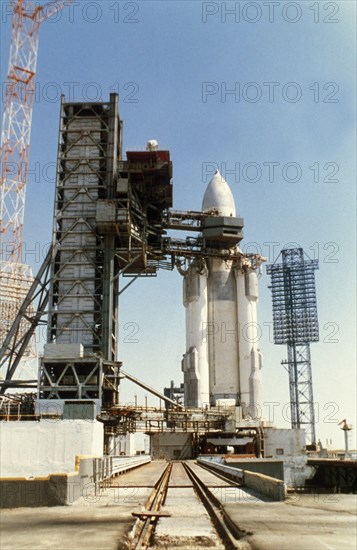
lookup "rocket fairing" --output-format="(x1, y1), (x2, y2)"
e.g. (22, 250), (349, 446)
(182, 171), (263, 419)
(202, 170), (236, 216)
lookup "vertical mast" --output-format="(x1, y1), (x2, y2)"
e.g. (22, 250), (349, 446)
(0, 0), (70, 379)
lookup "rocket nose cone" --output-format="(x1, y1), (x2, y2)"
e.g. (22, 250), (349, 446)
(202, 170), (236, 216)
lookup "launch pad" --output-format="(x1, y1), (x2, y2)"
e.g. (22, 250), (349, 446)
(1, 94), (309, 470)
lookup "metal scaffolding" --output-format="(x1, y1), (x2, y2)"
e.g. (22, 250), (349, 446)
(48, 96), (121, 357)
(267, 248), (319, 445)
(37, 95), (123, 412)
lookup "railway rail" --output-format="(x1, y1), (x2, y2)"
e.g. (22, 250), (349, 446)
(130, 462), (173, 549)
(182, 461), (243, 549)
(127, 460), (246, 549)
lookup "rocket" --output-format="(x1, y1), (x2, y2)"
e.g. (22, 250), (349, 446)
(182, 171), (263, 419)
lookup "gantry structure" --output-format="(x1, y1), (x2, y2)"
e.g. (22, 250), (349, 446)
(0, 95), (173, 405)
(267, 248), (319, 445)
(39, 95), (176, 415)
(0, 95), (264, 447)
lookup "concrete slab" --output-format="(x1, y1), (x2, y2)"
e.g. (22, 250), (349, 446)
(224, 493), (357, 550)
(188, 462), (232, 487)
(110, 460), (167, 488)
(0, 488), (151, 550)
(153, 488), (224, 548)
(189, 461), (272, 505)
(168, 462), (193, 487)
(0, 462), (168, 549)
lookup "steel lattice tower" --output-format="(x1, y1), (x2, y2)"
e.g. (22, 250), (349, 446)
(267, 248), (319, 445)
(0, 0), (69, 384)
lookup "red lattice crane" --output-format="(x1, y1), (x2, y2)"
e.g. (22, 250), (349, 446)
(0, 0), (70, 381)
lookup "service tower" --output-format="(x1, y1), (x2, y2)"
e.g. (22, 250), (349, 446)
(182, 171), (263, 417)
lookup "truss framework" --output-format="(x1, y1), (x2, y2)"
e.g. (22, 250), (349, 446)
(1, 0), (41, 264)
(47, 96), (120, 360)
(267, 248), (319, 344)
(0, 0), (70, 261)
(0, 246), (52, 394)
(283, 344), (316, 444)
(39, 357), (120, 407)
(0, 0), (70, 387)
(100, 404), (233, 435)
(267, 248), (319, 444)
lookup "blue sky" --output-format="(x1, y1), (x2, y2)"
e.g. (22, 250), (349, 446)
(1, 1), (356, 448)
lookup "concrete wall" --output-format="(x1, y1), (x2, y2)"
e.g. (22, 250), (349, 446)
(197, 458), (286, 501)
(0, 455), (151, 508)
(0, 420), (103, 477)
(244, 470), (286, 501)
(225, 458), (284, 481)
(108, 434), (136, 456)
(264, 428), (306, 458)
(1, 474), (69, 507)
(223, 455), (312, 488)
(0, 456), (96, 508)
(151, 433), (193, 460)
(283, 456), (314, 487)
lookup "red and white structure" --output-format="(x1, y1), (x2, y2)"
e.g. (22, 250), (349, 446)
(0, 0), (69, 382)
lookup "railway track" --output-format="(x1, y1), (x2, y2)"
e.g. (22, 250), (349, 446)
(130, 462), (173, 548)
(129, 460), (245, 549)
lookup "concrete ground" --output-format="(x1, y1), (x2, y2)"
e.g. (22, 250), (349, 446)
(0, 462), (168, 550)
(1, 461), (356, 550)
(0, 491), (149, 550)
(188, 461), (271, 505)
(0, 462), (224, 550)
(225, 493), (357, 550)
(153, 463), (224, 548)
(153, 487), (224, 549)
(110, 460), (167, 489)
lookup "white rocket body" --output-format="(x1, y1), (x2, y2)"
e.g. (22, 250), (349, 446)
(182, 171), (263, 418)
(183, 261), (210, 406)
